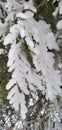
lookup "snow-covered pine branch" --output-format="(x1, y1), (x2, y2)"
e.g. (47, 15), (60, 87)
(3, 0), (61, 119)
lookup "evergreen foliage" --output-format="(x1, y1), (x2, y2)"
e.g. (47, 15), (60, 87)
(0, 0), (62, 129)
